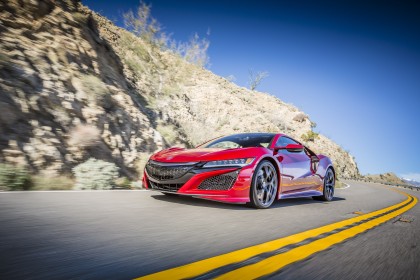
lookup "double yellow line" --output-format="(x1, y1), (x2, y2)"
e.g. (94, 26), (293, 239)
(136, 190), (417, 280)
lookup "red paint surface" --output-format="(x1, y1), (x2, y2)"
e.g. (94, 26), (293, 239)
(144, 133), (333, 204)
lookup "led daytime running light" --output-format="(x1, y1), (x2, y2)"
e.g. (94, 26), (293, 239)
(203, 158), (255, 168)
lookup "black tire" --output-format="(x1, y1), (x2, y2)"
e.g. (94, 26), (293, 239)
(249, 160), (278, 209)
(313, 168), (335, 201)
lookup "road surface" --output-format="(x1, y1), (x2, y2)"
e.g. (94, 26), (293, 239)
(0, 180), (418, 279)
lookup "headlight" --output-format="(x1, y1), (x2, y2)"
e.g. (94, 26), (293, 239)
(202, 158), (255, 168)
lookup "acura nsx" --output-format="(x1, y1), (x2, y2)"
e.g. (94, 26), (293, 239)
(143, 133), (335, 208)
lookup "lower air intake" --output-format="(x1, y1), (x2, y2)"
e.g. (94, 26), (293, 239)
(198, 171), (238, 191)
(148, 181), (183, 192)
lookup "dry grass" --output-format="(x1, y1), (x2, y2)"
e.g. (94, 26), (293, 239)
(81, 74), (108, 96)
(335, 180), (346, 189)
(32, 175), (74, 190)
(134, 153), (151, 180)
(156, 123), (179, 145)
(114, 177), (132, 189)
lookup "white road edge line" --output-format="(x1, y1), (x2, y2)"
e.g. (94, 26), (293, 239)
(340, 183), (351, 189)
(336, 182), (350, 190)
(0, 189), (149, 194)
(1, 183), (352, 193)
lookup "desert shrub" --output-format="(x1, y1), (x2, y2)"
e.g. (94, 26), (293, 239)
(0, 164), (32, 191)
(123, 1), (163, 45)
(32, 175), (74, 190)
(114, 177), (132, 189)
(293, 112), (307, 122)
(225, 75), (236, 82)
(125, 57), (145, 75)
(80, 74), (113, 109)
(216, 118), (230, 130)
(175, 33), (210, 67)
(156, 123), (178, 145)
(301, 130), (319, 142)
(124, 2), (210, 67)
(72, 12), (87, 25)
(81, 74), (107, 95)
(120, 33), (151, 62)
(68, 124), (101, 148)
(135, 153), (151, 180)
(248, 69), (269, 91)
(72, 158), (119, 190)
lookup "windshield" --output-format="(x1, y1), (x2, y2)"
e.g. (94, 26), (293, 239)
(199, 133), (276, 149)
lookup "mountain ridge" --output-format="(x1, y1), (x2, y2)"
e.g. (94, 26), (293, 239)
(362, 172), (407, 186)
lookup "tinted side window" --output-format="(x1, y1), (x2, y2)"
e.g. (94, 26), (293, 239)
(275, 136), (298, 147)
(275, 137), (304, 154)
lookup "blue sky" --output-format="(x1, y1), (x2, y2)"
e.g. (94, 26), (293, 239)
(82, 0), (420, 180)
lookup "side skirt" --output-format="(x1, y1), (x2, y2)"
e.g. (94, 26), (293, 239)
(279, 190), (323, 199)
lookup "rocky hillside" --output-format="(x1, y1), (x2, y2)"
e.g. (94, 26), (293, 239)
(362, 173), (407, 186)
(0, 0), (359, 179)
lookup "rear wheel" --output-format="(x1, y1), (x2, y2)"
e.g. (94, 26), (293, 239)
(313, 168), (335, 201)
(250, 161), (278, 209)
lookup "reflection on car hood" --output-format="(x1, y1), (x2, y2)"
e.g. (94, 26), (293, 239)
(151, 147), (266, 163)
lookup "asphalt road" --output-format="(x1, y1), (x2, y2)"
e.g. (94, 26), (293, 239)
(0, 181), (418, 279)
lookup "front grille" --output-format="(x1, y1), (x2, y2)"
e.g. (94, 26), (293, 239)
(198, 171), (238, 191)
(148, 180), (184, 192)
(145, 160), (195, 181)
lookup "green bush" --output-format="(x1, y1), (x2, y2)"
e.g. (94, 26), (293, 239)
(301, 130), (319, 142)
(72, 158), (119, 190)
(0, 164), (32, 191)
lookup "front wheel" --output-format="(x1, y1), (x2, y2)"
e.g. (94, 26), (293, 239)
(313, 168), (335, 201)
(249, 161), (278, 209)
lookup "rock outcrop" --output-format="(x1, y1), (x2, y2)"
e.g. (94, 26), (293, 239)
(0, 0), (164, 177)
(0, 0), (359, 178)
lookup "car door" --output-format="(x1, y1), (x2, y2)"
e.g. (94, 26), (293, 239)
(274, 136), (313, 193)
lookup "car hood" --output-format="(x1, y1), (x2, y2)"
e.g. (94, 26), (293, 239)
(150, 147), (265, 163)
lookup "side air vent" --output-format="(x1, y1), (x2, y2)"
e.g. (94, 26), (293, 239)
(198, 171), (238, 191)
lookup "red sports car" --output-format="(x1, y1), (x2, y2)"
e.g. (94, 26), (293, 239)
(143, 133), (335, 208)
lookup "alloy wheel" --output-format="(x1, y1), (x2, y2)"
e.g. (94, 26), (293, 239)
(254, 162), (278, 208)
(324, 168), (335, 200)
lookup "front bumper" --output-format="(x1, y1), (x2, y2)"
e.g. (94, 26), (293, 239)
(142, 162), (254, 203)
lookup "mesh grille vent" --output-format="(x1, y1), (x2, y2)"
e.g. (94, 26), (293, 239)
(198, 171), (238, 190)
(146, 161), (193, 181)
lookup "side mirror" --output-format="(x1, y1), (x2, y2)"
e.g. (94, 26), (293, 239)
(274, 144), (304, 153)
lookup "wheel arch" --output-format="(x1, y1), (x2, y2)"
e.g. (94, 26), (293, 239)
(326, 164), (336, 181)
(254, 155), (282, 200)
